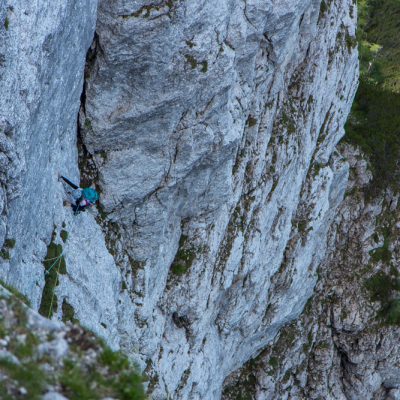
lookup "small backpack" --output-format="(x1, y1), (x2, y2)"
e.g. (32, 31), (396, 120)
(82, 188), (100, 205)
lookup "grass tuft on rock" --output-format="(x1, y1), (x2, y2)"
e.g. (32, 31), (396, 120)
(60, 230), (69, 243)
(247, 115), (257, 127)
(365, 271), (400, 325)
(0, 359), (46, 400)
(62, 298), (78, 324)
(0, 293), (147, 399)
(3, 239), (16, 249)
(170, 235), (196, 276)
(0, 280), (31, 307)
(39, 239), (67, 318)
(0, 238), (16, 260)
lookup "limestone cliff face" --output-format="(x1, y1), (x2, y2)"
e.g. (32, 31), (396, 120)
(223, 144), (400, 400)
(0, 0), (98, 304)
(0, 0), (358, 399)
(79, 0), (358, 398)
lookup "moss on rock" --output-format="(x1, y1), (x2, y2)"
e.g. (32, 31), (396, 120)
(0, 290), (146, 399)
(39, 238), (67, 318)
(170, 235), (196, 276)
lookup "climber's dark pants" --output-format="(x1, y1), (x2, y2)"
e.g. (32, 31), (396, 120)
(61, 175), (79, 190)
(72, 198), (87, 213)
(72, 204), (86, 213)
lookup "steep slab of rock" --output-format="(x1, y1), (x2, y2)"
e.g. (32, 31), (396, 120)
(0, 2), (98, 308)
(223, 144), (400, 399)
(80, 0), (358, 397)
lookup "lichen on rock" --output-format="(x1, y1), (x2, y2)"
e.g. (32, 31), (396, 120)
(0, 284), (146, 399)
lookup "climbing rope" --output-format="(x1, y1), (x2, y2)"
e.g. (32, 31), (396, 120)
(44, 250), (64, 276)
(47, 255), (62, 319)
(41, 247), (65, 319)
(41, 174), (99, 319)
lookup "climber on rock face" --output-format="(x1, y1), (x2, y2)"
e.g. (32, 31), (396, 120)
(59, 175), (100, 214)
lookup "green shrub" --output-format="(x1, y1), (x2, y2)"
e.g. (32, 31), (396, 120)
(345, 32), (357, 52)
(4, 239), (16, 249)
(268, 356), (279, 369)
(344, 80), (400, 197)
(60, 230), (69, 243)
(0, 250), (10, 260)
(0, 238), (16, 261)
(387, 299), (400, 324)
(184, 55), (197, 69)
(60, 360), (99, 400)
(10, 332), (39, 359)
(365, 271), (400, 325)
(365, 271), (399, 303)
(84, 119), (92, 129)
(369, 227), (392, 264)
(318, 0), (328, 21)
(170, 235), (195, 276)
(100, 347), (129, 372)
(247, 115), (257, 127)
(0, 359), (46, 399)
(62, 299), (78, 324)
(200, 61), (208, 73)
(39, 239), (67, 318)
(99, 348), (146, 400)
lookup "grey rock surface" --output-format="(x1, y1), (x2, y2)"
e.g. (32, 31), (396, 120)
(80, 0), (358, 398)
(0, 0), (362, 398)
(223, 144), (400, 399)
(0, 0), (98, 305)
(42, 393), (69, 400)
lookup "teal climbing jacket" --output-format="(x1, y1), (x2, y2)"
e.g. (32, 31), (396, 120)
(82, 188), (100, 204)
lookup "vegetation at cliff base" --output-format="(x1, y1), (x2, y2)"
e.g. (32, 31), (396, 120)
(365, 269), (400, 325)
(0, 285), (146, 399)
(346, 84), (400, 194)
(344, 0), (400, 196)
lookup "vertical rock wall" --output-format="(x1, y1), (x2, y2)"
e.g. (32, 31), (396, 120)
(79, 0), (358, 398)
(0, 0), (360, 398)
(0, 2), (98, 311)
(223, 144), (400, 400)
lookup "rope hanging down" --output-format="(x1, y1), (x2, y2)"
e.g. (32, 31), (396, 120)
(47, 255), (62, 319)
(43, 250), (64, 276)
(39, 234), (67, 319)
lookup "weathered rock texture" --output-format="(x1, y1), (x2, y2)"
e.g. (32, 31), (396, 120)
(223, 143), (400, 400)
(79, 0), (358, 398)
(0, 0), (98, 305)
(0, 0), (359, 398)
